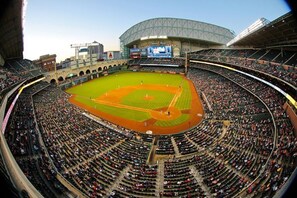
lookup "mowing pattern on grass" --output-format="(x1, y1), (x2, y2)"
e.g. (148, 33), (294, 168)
(67, 71), (204, 134)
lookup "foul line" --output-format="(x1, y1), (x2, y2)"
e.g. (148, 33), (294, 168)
(167, 78), (185, 111)
(167, 87), (183, 112)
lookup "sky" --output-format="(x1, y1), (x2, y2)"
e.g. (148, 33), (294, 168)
(23, 0), (291, 62)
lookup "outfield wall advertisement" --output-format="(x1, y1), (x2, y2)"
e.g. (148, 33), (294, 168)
(147, 46), (172, 58)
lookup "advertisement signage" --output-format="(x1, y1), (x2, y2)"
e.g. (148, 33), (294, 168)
(130, 48), (141, 59)
(130, 48), (141, 53)
(107, 51), (114, 60)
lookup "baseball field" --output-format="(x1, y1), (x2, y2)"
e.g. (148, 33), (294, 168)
(66, 71), (204, 135)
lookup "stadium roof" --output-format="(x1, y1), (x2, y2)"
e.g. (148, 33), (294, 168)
(228, 12), (297, 50)
(0, 0), (24, 60)
(119, 17), (235, 47)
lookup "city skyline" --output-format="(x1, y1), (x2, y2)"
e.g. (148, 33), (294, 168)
(23, 0), (291, 62)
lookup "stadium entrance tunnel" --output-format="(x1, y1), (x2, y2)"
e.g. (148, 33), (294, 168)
(79, 71), (84, 76)
(50, 79), (57, 84)
(58, 76), (64, 82)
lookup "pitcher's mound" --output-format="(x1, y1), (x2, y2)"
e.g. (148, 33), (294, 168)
(143, 95), (154, 101)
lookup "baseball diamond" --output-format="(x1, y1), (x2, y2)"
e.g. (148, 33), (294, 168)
(66, 71), (204, 134)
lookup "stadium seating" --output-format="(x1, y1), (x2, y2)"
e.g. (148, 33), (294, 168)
(1, 61), (296, 198)
(189, 49), (297, 87)
(155, 136), (175, 155)
(0, 152), (21, 197)
(6, 59), (44, 79)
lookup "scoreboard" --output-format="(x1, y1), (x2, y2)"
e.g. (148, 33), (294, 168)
(147, 46), (172, 58)
(130, 46), (173, 59)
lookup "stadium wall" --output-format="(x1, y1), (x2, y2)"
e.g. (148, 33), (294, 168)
(45, 59), (128, 83)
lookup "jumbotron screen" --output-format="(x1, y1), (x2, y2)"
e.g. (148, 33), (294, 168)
(147, 46), (172, 58)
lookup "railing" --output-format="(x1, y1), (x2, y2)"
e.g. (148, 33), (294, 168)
(0, 79), (44, 198)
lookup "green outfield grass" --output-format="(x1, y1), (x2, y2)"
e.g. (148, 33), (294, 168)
(66, 71), (193, 126)
(121, 89), (174, 109)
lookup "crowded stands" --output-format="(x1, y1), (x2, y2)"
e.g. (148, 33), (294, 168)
(1, 1), (296, 196)
(1, 59), (295, 198)
(189, 49), (297, 88)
